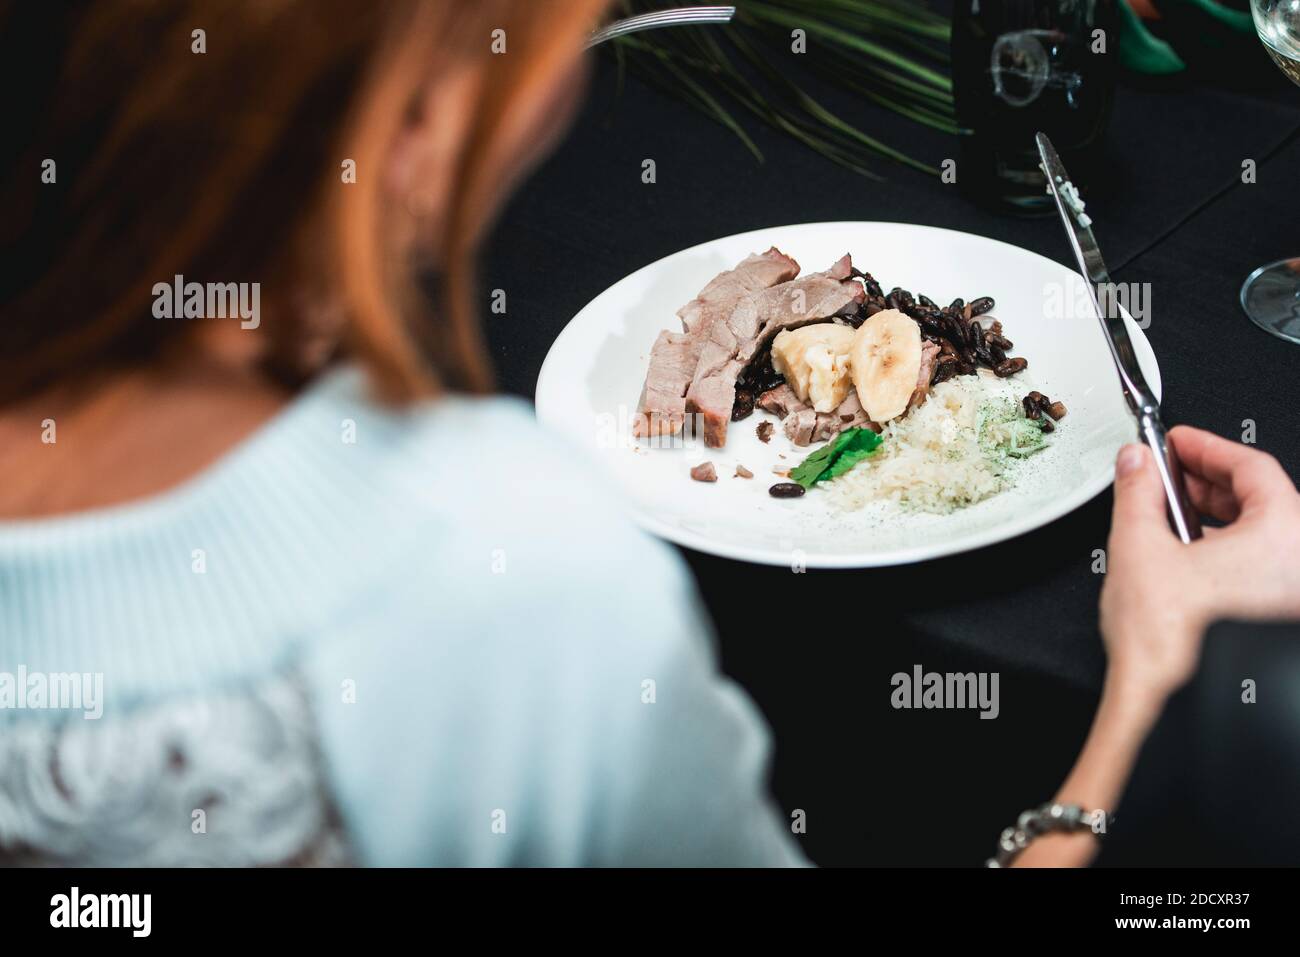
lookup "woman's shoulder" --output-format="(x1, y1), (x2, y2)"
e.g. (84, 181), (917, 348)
(292, 365), (703, 669)
(305, 366), (659, 564)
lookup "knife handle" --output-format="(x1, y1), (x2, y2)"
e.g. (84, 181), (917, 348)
(1137, 411), (1203, 544)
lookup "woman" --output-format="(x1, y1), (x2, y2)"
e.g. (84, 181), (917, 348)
(0, 1), (1296, 866)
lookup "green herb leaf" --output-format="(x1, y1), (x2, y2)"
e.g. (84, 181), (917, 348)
(790, 427), (884, 489)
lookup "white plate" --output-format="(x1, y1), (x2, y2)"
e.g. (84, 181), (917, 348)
(536, 222), (1159, 568)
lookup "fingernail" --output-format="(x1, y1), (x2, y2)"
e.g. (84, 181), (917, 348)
(1117, 444), (1144, 477)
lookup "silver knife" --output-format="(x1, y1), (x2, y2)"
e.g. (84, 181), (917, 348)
(1035, 132), (1202, 543)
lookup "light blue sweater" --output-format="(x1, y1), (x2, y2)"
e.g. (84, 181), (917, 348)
(0, 367), (805, 866)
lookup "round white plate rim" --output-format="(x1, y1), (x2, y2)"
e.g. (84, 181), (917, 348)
(536, 221), (1161, 568)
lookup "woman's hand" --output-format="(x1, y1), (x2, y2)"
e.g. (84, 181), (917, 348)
(1100, 426), (1300, 707)
(1014, 427), (1298, 867)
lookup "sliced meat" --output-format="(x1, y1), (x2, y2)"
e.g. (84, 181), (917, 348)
(677, 247), (800, 334)
(686, 254), (865, 448)
(633, 248), (800, 438)
(907, 340), (941, 410)
(632, 330), (696, 437)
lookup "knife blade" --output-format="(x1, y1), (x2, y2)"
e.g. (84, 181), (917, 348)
(1035, 132), (1202, 543)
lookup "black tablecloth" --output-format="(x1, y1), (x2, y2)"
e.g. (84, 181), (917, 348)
(482, 45), (1300, 865)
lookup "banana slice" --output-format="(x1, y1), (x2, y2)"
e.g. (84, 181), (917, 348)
(771, 323), (855, 412)
(850, 308), (922, 423)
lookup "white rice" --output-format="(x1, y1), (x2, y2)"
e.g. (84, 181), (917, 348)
(824, 370), (1047, 514)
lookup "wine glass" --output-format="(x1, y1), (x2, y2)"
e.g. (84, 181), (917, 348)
(1243, 0), (1300, 344)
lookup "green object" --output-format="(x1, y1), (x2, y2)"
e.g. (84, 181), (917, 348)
(976, 400), (1049, 460)
(1119, 0), (1187, 74)
(999, 418), (1050, 458)
(1181, 0), (1254, 34)
(789, 427), (884, 489)
(1120, 0), (1259, 76)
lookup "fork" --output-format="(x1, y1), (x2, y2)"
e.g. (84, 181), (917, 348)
(586, 5), (736, 49)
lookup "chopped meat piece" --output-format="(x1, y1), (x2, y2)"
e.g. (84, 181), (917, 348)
(782, 390), (878, 446)
(633, 249), (799, 438)
(685, 254), (865, 448)
(689, 461), (717, 483)
(756, 421), (774, 443)
(734, 464), (753, 479)
(756, 383), (802, 418)
(761, 382), (880, 447)
(784, 408), (818, 446)
(907, 340), (941, 410)
(820, 390), (878, 438)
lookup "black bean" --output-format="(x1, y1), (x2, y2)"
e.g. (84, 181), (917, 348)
(1022, 395), (1041, 419)
(1046, 401), (1068, 420)
(737, 348), (784, 396)
(948, 297), (964, 312)
(994, 357), (1028, 377)
(918, 294), (937, 309)
(932, 362), (957, 385)
(850, 268), (884, 299)
(986, 332), (1013, 351)
(731, 389), (755, 421)
(970, 296), (995, 316)
(886, 288), (913, 311)
(769, 482), (806, 499)
(943, 312), (967, 344)
(987, 341), (1007, 364)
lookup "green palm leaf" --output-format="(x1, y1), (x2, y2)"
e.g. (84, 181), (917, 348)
(608, 0), (955, 177)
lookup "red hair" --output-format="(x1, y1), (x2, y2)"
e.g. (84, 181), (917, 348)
(0, 0), (609, 402)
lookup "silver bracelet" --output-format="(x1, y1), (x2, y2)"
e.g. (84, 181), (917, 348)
(985, 803), (1111, 867)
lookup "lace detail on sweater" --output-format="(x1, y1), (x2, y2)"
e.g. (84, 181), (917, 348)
(0, 674), (351, 866)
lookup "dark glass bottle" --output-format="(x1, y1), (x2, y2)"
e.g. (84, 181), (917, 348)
(952, 0), (1119, 215)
